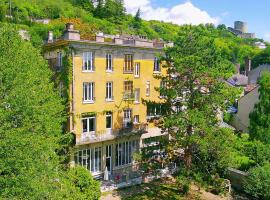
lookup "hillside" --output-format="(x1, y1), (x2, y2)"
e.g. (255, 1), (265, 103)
(0, 0), (266, 68)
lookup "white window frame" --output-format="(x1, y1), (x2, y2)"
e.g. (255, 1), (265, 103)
(133, 115), (140, 124)
(76, 147), (102, 174)
(134, 88), (140, 103)
(83, 82), (95, 103)
(115, 140), (139, 167)
(82, 52), (94, 72)
(106, 82), (113, 101)
(82, 116), (96, 134)
(146, 81), (150, 97)
(59, 81), (64, 97)
(159, 81), (166, 98)
(123, 109), (132, 128)
(56, 51), (62, 71)
(134, 62), (140, 77)
(153, 57), (160, 73)
(106, 112), (113, 131)
(106, 53), (113, 72)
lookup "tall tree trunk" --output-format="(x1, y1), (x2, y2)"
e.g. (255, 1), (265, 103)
(184, 124), (193, 169)
(184, 146), (192, 169)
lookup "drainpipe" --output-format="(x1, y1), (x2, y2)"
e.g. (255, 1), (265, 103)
(71, 49), (75, 133)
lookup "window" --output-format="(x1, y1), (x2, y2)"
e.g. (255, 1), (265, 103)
(82, 116), (96, 133)
(75, 147), (102, 173)
(123, 81), (133, 100)
(106, 53), (113, 71)
(56, 52), (62, 71)
(106, 82), (113, 101)
(124, 54), (133, 73)
(59, 81), (64, 97)
(106, 112), (112, 129)
(147, 104), (166, 117)
(83, 82), (95, 102)
(134, 88), (140, 103)
(134, 115), (139, 124)
(123, 109), (132, 128)
(160, 81), (166, 98)
(154, 57), (160, 72)
(146, 81), (150, 96)
(134, 62), (140, 77)
(115, 140), (139, 167)
(83, 52), (94, 71)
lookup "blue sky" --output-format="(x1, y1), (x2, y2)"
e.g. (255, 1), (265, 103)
(124, 0), (270, 41)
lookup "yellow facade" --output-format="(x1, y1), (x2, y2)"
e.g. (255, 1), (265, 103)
(44, 33), (166, 178)
(71, 43), (165, 139)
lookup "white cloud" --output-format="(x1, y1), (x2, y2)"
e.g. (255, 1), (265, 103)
(124, 0), (219, 25)
(263, 33), (270, 42)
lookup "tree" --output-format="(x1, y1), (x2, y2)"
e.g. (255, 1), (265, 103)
(252, 46), (270, 68)
(0, 24), (65, 199)
(249, 71), (270, 144)
(153, 25), (236, 170)
(61, 166), (101, 200)
(73, 0), (94, 13)
(94, 0), (126, 23)
(244, 163), (270, 200)
(132, 8), (142, 29)
(0, 25), (100, 199)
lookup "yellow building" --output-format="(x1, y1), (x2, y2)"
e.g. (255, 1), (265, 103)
(44, 23), (168, 180)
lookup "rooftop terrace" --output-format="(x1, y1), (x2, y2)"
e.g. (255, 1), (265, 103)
(47, 23), (173, 49)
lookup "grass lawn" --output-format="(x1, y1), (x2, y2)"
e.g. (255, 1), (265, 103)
(111, 178), (201, 200)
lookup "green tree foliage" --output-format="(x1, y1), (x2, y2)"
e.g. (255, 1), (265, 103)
(244, 163), (270, 200)
(94, 0), (126, 23)
(252, 46), (270, 68)
(61, 166), (101, 200)
(0, 24), (65, 199)
(73, 0), (94, 13)
(249, 71), (270, 144)
(0, 25), (100, 199)
(195, 128), (239, 176)
(154, 25), (237, 170)
(132, 8), (142, 30)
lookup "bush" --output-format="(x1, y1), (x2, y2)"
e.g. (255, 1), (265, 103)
(176, 175), (191, 195)
(62, 166), (101, 200)
(244, 164), (270, 200)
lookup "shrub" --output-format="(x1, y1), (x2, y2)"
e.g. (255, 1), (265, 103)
(176, 175), (191, 195)
(244, 164), (270, 200)
(62, 166), (101, 200)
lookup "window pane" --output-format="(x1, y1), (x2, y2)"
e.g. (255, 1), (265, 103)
(89, 117), (95, 131)
(106, 115), (112, 129)
(82, 119), (88, 133)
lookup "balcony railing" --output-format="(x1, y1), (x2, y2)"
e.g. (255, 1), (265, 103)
(123, 92), (134, 100)
(76, 123), (148, 145)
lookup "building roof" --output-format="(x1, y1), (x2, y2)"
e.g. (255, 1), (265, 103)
(227, 74), (248, 86)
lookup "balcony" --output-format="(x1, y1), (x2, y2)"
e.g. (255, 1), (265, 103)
(123, 92), (134, 101)
(118, 122), (148, 137)
(76, 123), (148, 145)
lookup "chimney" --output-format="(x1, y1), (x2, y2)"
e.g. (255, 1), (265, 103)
(48, 31), (53, 43)
(66, 23), (74, 31)
(63, 23), (80, 41)
(245, 58), (251, 76)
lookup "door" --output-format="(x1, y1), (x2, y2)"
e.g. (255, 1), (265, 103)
(106, 145), (112, 174)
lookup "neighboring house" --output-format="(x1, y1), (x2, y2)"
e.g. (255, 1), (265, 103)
(248, 64), (270, 84)
(254, 41), (267, 49)
(227, 74), (248, 87)
(43, 23), (169, 181)
(232, 86), (259, 132)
